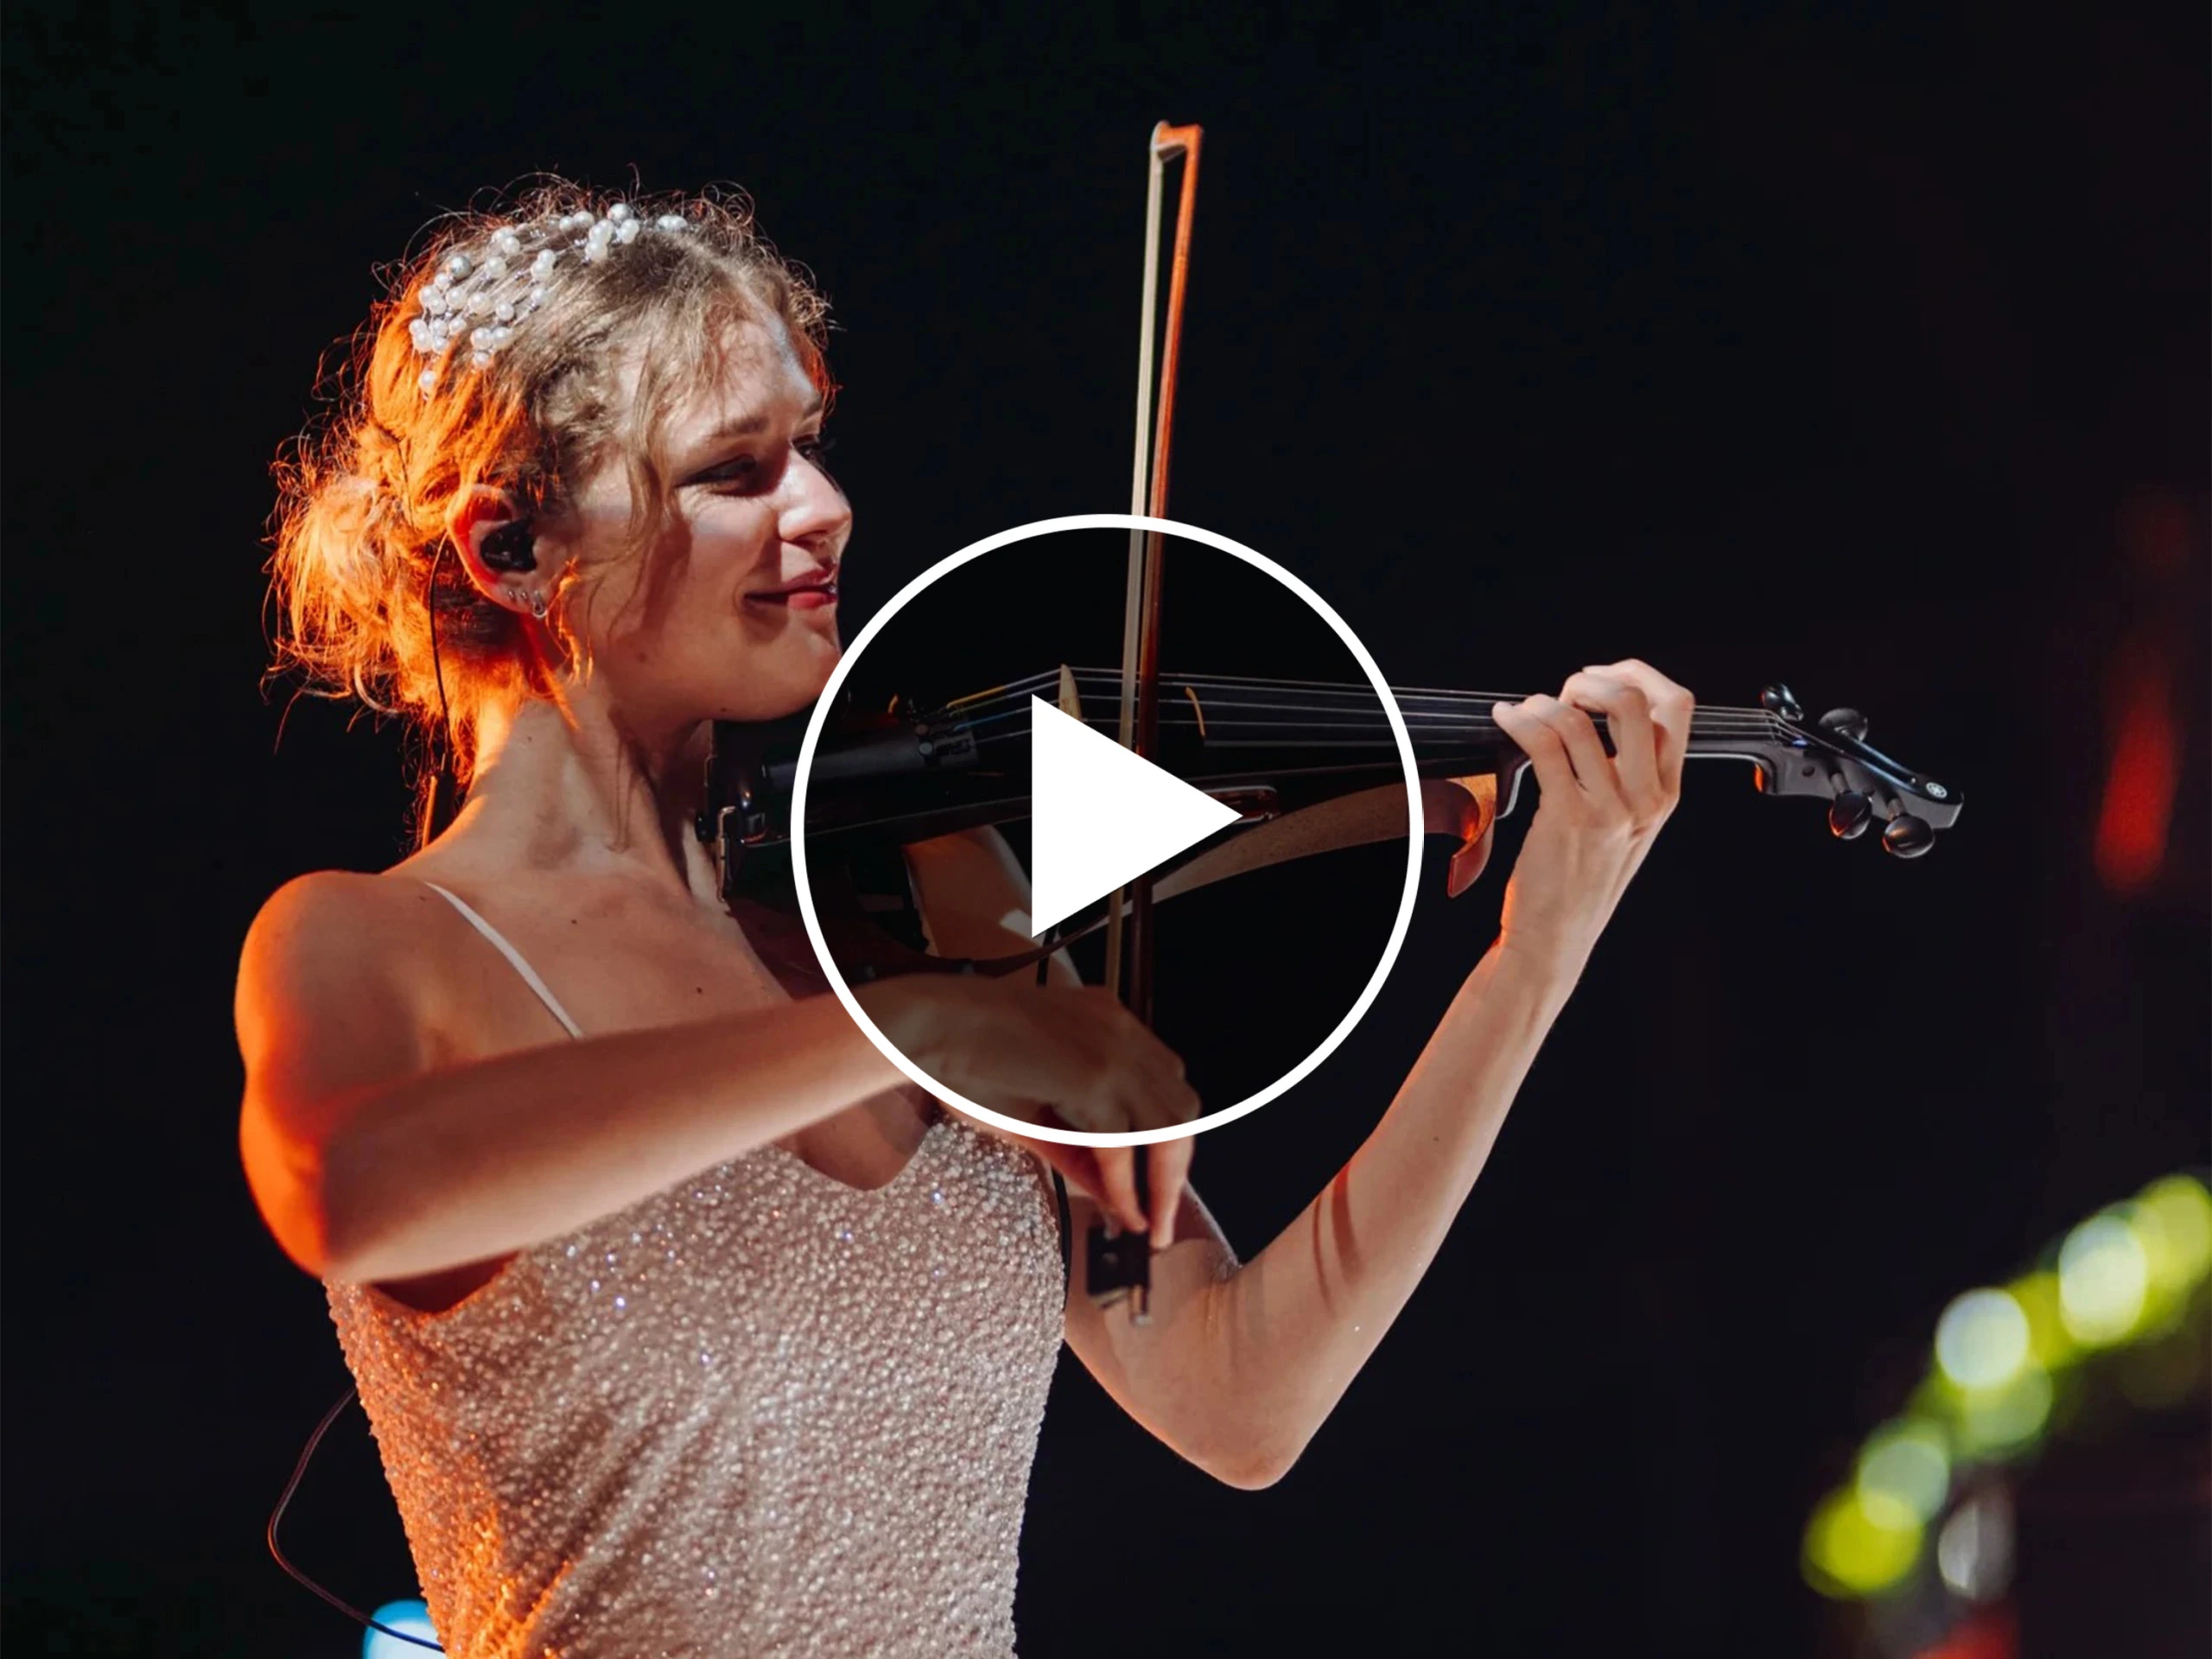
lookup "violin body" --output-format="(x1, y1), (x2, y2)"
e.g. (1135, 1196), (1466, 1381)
(698, 669), (1963, 979)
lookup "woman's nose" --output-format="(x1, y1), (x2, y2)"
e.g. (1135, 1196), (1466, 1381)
(780, 448), (850, 546)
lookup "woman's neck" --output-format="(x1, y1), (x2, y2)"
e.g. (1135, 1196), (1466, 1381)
(448, 693), (716, 902)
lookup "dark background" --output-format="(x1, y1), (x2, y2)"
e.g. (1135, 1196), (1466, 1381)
(5, 3), (2205, 1654)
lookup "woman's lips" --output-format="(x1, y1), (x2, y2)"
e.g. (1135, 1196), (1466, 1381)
(745, 579), (838, 611)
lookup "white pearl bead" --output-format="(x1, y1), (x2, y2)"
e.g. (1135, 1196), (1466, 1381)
(608, 201), (632, 222)
(616, 218), (640, 244)
(444, 252), (472, 277)
(495, 300), (516, 322)
(657, 214), (687, 232)
(531, 250), (557, 279)
(419, 367), (439, 394)
(482, 256), (509, 280)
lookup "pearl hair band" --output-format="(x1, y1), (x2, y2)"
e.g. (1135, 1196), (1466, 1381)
(409, 203), (690, 396)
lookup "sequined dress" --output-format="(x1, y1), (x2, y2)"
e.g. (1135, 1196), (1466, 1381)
(324, 884), (1068, 1657)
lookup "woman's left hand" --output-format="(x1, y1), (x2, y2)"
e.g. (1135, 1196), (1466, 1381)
(1489, 658), (1694, 975)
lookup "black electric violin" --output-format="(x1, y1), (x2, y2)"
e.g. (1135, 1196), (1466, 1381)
(697, 125), (1966, 1322)
(702, 667), (1963, 947)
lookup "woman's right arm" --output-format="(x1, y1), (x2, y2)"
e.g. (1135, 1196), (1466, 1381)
(236, 873), (907, 1282)
(236, 873), (1192, 1284)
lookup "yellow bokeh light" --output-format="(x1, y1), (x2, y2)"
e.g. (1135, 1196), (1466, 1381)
(2134, 1175), (2212, 1287)
(1803, 1485), (1923, 1599)
(1936, 1288), (2030, 1389)
(2126, 1178), (2212, 1331)
(1953, 1364), (2054, 1459)
(1855, 1419), (1951, 1522)
(2005, 1270), (2081, 1370)
(2059, 1213), (2150, 1346)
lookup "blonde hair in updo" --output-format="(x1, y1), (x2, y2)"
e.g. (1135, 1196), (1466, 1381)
(267, 181), (831, 817)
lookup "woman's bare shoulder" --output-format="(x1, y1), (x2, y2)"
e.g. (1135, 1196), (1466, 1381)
(237, 868), (471, 1026)
(244, 867), (462, 957)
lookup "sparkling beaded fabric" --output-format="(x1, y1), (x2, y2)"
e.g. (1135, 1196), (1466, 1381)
(326, 1113), (1065, 1657)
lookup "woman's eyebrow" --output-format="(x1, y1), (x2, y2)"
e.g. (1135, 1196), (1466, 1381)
(690, 392), (827, 449)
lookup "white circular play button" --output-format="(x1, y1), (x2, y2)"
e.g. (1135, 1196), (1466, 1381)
(787, 513), (1421, 1147)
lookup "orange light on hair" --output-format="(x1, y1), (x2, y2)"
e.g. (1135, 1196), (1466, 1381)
(265, 181), (832, 821)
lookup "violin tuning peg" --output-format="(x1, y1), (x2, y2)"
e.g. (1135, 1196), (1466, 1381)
(1828, 789), (1873, 840)
(1818, 707), (1868, 743)
(1881, 813), (1935, 858)
(1761, 683), (1805, 722)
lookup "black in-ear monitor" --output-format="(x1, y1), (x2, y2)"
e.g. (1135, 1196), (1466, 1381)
(480, 520), (536, 573)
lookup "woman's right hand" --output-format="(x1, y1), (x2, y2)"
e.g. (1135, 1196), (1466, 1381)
(854, 975), (1198, 1240)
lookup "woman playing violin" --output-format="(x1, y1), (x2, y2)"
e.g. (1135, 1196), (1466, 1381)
(239, 183), (1694, 1656)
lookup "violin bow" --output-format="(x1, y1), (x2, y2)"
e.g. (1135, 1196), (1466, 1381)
(1103, 122), (1200, 1019)
(1086, 122), (1203, 1323)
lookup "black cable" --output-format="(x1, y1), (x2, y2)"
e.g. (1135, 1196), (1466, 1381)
(266, 1387), (444, 1652)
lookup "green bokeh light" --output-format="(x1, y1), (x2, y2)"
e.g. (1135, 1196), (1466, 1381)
(1855, 1418), (1951, 1522)
(1936, 1288), (2030, 1389)
(2059, 1213), (2151, 1347)
(1803, 1485), (1923, 1599)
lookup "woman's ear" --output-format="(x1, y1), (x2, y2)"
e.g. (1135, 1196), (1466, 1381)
(450, 486), (543, 616)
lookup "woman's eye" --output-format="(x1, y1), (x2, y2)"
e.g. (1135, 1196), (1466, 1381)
(694, 434), (832, 493)
(697, 456), (760, 489)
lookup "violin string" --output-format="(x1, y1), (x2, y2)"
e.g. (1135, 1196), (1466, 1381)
(957, 728), (1789, 756)
(932, 684), (1787, 738)
(925, 669), (1791, 733)
(944, 699), (1789, 741)
(942, 666), (1726, 709)
(952, 719), (1789, 750)
(953, 725), (1793, 760)
(931, 668), (1813, 744)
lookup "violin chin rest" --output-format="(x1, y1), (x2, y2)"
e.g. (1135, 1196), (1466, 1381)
(1446, 827), (1496, 898)
(1427, 774), (1500, 899)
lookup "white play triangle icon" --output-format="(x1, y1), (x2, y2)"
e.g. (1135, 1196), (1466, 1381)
(1027, 696), (1242, 937)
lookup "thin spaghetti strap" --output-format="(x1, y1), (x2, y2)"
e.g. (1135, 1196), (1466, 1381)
(420, 881), (586, 1039)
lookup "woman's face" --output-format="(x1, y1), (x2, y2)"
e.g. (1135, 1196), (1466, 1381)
(559, 311), (850, 738)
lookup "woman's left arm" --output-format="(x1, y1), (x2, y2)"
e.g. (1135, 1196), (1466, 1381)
(915, 660), (1694, 1492)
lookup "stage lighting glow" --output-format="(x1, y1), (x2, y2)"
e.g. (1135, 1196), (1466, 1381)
(1951, 1365), (2053, 1459)
(1935, 1488), (2013, 1602)
(1802, 1485), (1923, 1598)
(1809, 1170), (2211, 1600)
(2130, 1175), (2212, 1313)
(1934, 1289), (2029, 1389)
(2057, 1212), (2149, 1346)
(1855, 1418), (1950, 1522)
(2003, 1270), (2079, 1371)
(364, 1599), (439, 1657)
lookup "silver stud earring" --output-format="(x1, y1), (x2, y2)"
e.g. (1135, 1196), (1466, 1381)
(518, 588), (549, 620)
